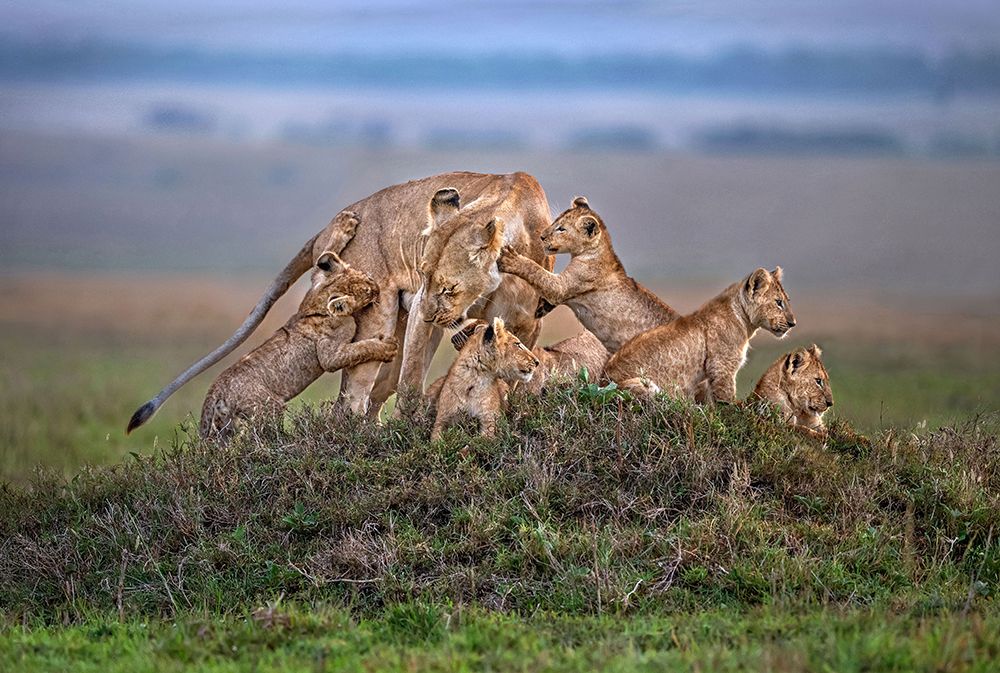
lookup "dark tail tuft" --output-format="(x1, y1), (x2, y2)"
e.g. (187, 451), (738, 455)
(126, 401), (156, 434)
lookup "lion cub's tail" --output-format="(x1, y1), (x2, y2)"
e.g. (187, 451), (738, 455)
(126, 233), (318, 434)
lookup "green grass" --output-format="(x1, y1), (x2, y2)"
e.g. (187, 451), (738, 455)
(2, 383), (999, 671)
(4, 605), (998, 672)
(3, 327), (999, 671)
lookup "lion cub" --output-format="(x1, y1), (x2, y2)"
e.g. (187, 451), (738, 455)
(497, 197), (678, 352)
(753, 345), (834, 438)
(605, 267), (796, 403)
(427, 317), (539, 440)
(200, 251), (397, 440)
(524, 330), (609, 395)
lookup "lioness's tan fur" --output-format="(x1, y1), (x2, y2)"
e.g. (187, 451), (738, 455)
(427, 317), (539, 440)
(752, 344), (833, 438)
(497, 196), (678, 353)
(199, 251), (397, 440)
(606, 267), (796, 403)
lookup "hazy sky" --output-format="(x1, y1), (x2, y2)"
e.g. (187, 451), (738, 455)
(3, 0), (999, 54)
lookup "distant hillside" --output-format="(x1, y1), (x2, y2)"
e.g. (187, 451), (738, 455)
(3, 40), (1000, 97)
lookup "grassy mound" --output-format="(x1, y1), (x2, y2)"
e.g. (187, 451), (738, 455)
(2, 384), (997, 622)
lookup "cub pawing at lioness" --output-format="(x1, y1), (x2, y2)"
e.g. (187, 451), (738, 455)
(606, 267), (796, 403)
(497, 196), (678, 353)
(426, 317), (539, 440)
(199, 252), (397, 440)
(752, 344), (834, 438)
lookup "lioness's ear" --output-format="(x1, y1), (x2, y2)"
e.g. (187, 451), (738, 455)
(746, 268), (770, 296)
(472, 217), (504, 252)
(580, 215), (599, 238)
(316, 251), (346, 273)
(425, 187), (461, 234)
(572, 195), (590, 209)
(772, 266), (784, 282)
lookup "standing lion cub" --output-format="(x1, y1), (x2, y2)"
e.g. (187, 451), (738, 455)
(606, 267), (796, 403)
(199, 250), (397, 440)
(497, 197), (678, 353)
(753, 344), (834, 438)
(427, 317), (539, 440)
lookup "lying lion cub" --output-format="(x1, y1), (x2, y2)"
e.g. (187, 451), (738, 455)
(427, 317), (539, 440)
(450, 325), (609, 396)
(752, 344), (834, 438)
(497, 197), (678, 353)
(606, 267), (796, 403)
(200, 250), (397, 440)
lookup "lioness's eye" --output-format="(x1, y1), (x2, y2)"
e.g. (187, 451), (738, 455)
(555, 226), (565, 232)
(815, 378), (824, 388)
(776, 299), (784, 308)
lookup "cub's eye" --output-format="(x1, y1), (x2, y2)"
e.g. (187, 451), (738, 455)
(775, 299), (784, 308)
(815, 378), (824, 388)
(555, 226), (566, 233)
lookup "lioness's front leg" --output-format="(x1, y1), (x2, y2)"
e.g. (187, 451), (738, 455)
(397, 286), (436, 396)
(498, 246), (573, 304)
(340, 290), (400, 414)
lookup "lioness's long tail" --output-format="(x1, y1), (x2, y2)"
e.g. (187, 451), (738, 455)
(126, 233), (319, 434)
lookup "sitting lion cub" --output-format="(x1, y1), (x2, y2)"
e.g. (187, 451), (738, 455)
(752, 344), (834, 438)
(200, 251), (398, 440)
(427, 317), (539, 440)
(497, 197), (678, 353)
(449, 324), (608, 396)
(605, 267), (796, 403)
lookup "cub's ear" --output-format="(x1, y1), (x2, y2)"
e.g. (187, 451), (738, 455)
(572, 195), (590, 209)
(450, 320), (483, 350)
(580, 215), (599, 238)
(784, 348), (809, 374)
(327, 295), (349, 315)
(772, 266), (784, 282)
(746, 268), (771, 296)
(808, 343), (822, 358)
(316, 251), (347, 273)
(482, 319), (496, 345)
(425, 187), (461, 234)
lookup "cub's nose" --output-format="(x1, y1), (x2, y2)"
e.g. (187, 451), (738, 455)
(826, 398), (834, 408)
(786, 318), (797, 328)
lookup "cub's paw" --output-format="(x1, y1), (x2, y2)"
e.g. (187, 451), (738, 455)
(497, 245), (525, 273)
(374, 335), (399, 361)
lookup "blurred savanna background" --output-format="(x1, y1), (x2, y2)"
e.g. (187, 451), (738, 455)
(1, 0), (999, 483)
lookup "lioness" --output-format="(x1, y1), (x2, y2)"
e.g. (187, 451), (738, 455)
(752, 344), (833, 438)
(199, 252), (398, 440)
(426, 317), (539, 440)
(127, 172), (551, 431)
(497, 196), (678, 353)
(606, 267), (796, 403)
